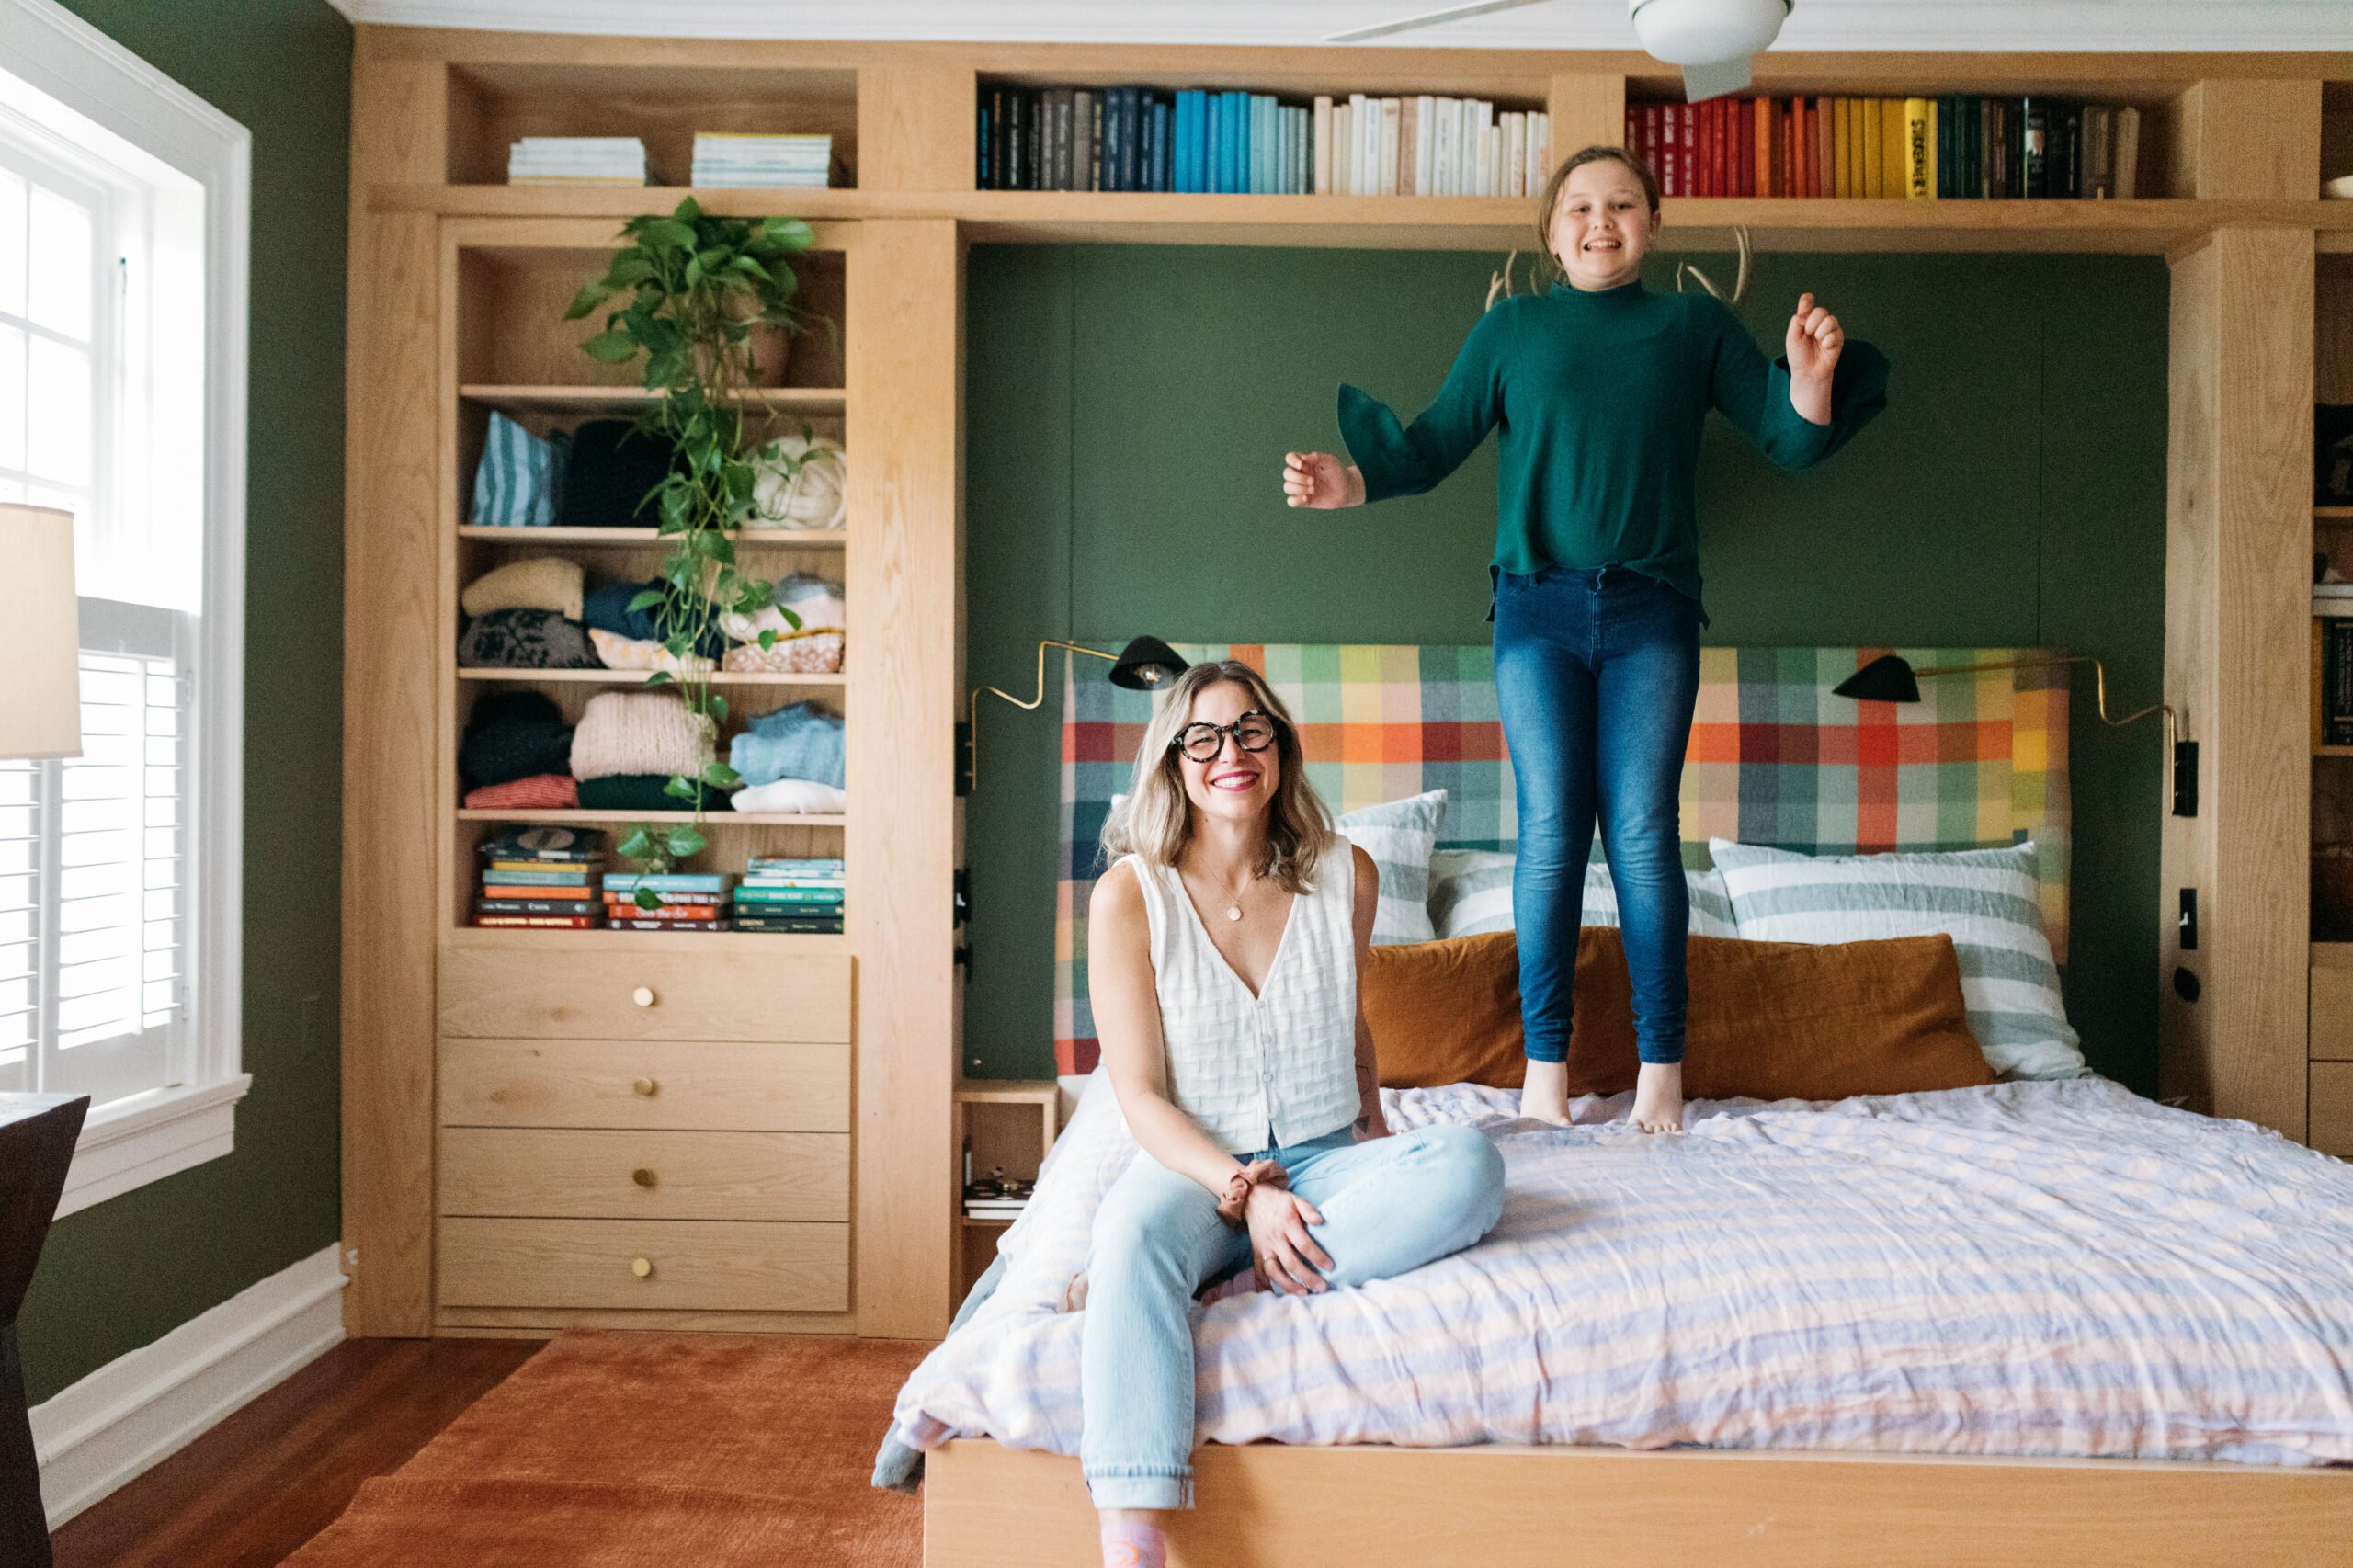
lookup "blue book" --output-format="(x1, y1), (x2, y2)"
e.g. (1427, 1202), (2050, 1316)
(1188, 89), (1209, 191)
(1227, 91), (1249, 193)
(1120, 86), (1143, 190)
(1202, 90), (1221, 193)
(603, 872), (726, 892)
(1144, 94), (1167, 191)
(1176, 91), (1198, 190)
(478, 868), (590, 887)
(1256, 95), (1278, 193)
(1278, 103), (1295, 193)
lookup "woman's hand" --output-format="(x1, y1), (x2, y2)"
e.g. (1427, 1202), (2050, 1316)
(1784, 291), (1842, 425)
(1282, 451), (1366, 509)
(1245, 1183), (1334, 1295)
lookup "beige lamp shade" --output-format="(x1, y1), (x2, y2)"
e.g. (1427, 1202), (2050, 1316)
(2, 504), (82, 760)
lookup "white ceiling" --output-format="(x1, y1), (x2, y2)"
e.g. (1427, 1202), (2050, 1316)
(324, 1), (2353, 52)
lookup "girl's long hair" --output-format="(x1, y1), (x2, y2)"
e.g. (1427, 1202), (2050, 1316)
(1101, 660), (1334, 894)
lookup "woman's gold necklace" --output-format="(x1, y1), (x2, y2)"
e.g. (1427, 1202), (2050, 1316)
(1187, 865), (1256, 924)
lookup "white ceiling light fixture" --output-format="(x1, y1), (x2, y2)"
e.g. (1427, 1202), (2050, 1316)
(1327, 0), (1792, 102)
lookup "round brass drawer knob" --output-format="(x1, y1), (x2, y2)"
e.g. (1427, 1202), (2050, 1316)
(631, 986), (656, 1008)
(631, 1256), (654, 1278)
(631, 1077), (657, 1097)
(632, 1167), (655, 1188)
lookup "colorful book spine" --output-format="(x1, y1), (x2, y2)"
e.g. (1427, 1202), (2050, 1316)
(604, 873), (726, 892)
(473, 915), (601, 929)
(475, 898), (604, 915)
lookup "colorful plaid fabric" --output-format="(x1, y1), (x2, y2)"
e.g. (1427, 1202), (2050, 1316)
(1055, 643), (2070, 1074)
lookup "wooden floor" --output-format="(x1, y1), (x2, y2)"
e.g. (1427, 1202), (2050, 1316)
(49, 1336), (542, 1568)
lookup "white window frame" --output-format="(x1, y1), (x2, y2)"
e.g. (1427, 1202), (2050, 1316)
(2, 0), (249, 1216)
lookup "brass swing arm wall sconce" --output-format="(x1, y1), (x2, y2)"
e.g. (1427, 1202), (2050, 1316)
(1834, 653), (2195, 817)
(963, 636), (1188, 794)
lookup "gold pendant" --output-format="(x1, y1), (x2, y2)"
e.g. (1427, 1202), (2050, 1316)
(1225, 904), (1243, 922)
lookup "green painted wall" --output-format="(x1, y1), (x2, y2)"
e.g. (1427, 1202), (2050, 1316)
(964, 244), (2166, 1093)
(19, 0), (349, 1404)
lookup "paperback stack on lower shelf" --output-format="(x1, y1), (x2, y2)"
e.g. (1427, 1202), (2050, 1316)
(733, 857), (845, 934)
(473, 825), (608, 928)
(691, 132), (835, 188)
(506, 137), (651, 186)
(603, 869), (733, 931)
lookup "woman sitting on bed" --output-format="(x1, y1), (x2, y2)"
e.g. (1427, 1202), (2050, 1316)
(1078, 659), (1506, 1568)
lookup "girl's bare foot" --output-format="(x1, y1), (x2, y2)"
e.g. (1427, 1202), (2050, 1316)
(1631, 1062), (1684, 1132)
(1519, 1058), (1572, 1125)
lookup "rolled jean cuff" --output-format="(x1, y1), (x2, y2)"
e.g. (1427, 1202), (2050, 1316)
(1086, 1467), (1193, 1511)
(1523, 1022), (1570, 1065)
(1635, 1035), (1685, 1066)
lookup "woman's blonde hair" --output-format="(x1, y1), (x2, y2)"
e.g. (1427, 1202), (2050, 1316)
(1532, 143), (1661, 285)
(1101, 660), (1335, 894)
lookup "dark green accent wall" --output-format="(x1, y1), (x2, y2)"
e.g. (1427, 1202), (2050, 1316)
(19, 0), (349, 1405)
(965, 244), (2166, 1093)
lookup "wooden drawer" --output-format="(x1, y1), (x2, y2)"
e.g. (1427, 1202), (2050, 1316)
(439, 947), (849, 1042)
(438, 1217), (847, 1312)
(438, 1037), (848, 1131)
(2313, 1063), (2353, 1160)
(439, 1127), (847, 1221)
(2313, 967), (2353, 1062)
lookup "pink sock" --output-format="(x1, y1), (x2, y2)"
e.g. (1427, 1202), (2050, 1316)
(1101, 1520), (1168, 1568)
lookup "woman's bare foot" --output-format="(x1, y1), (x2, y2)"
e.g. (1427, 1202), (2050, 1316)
(1061, 1269), (1089, 1312)
(1519, 1058), (1572, 1125)
(1631, 1062), (1684, 1132)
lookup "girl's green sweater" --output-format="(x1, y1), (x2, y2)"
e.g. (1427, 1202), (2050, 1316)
(1337, 278), (1890, 617)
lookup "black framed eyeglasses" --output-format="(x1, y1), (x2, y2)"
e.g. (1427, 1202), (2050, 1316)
(1171, 710), (1279, 764)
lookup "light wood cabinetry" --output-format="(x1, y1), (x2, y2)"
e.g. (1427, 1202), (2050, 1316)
(347, 31), (2353, 1346)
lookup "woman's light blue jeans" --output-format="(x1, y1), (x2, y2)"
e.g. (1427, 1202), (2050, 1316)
(1079, 1121), (1506, 1510)
(1494, 564), (1703, 1067)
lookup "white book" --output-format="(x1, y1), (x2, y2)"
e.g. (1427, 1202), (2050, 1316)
(1347, 93), (1368, 194)
(1374, 96), (1392, 194)
(1359, 95), (1379, 196)
(1459, 100), (1477, 195)
(1531, 111), (1551, 191)
(1433, 98), (1458, 197)
(1502, 113), (1523, 197)
(2114, 105), (2141, 199)
(1313, 96), (1333, 193)
(1473, 100), (1495, 195)
(1414, 94), (1436, 196)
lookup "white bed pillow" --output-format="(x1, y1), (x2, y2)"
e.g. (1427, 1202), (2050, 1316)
(1707, 838), (2086, 1081)
(1336, 790), (1446, 945)
(1427, 849), (1737, 941)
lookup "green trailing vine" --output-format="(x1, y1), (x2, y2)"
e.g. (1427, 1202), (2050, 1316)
(563, 197), (837, 902)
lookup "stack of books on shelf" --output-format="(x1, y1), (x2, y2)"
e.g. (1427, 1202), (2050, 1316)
(733, 857), (845, 935)
(603, 869), (733, 932)
(977, 84), (1549, 198)
(690, 132), (835, 188)
(961, 1173), (1034, 1223)
(1625, 97), (2142, 200)
(473, 826), (608, 928)
(506, 137), (651, 186)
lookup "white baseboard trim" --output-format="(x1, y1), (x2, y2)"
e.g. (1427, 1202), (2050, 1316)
(29, 1242), (347, 1528)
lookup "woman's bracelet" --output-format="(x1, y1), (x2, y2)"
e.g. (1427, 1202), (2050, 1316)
(1214, 1159), (1289, 1227)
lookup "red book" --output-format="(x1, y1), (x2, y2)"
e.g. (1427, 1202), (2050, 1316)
(1781, 101), (1797, 196)
(1711, 98), (1727, 196)
(1739, 97), (1756, 196)
(1677, 104), (1696, 199)
(1802, 97), (1821, 198)
(603, 901), (723, 921)
(1659, 103), (1678, 195)
(1643, 103), (1662, 184)
(472, 914), (601, 929)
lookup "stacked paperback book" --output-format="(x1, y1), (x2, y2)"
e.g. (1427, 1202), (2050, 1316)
(473, 826), (608, 928)
(506, 137), (651, 186)
(603, 869), (732, 932)
(691, 133), (835, 188)
(1625, 96), (2142, 199)
(733, 857), (845, 935)
(977, 84), (1549, 198)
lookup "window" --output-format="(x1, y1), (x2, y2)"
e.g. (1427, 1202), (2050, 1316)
(1, 0), (247, 1215)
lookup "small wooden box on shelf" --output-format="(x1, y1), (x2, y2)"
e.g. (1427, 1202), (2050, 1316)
(953, 1081), (1062, 1302)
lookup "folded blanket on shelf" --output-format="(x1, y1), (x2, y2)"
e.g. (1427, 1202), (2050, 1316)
(571, 689), (715, 782)
(584, 578), (727, 658)
(457, 608), (598, 669)
(587, 626), (715, 674)
(743, 431), (847, 531)
(463, 772), (579, 811)
(469, 411), (567, 528)
(458, 690), (574, 790)
(462, 556), (585, 620)
(577, 773), (729, 812)
(729, 699), (845, 790)
(723, 572), (845, 641)
(730, 778), (847, 814)
(722, 631), (843, 676)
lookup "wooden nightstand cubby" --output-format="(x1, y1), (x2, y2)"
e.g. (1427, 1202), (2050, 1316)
(952, 1082), (1061, 1303)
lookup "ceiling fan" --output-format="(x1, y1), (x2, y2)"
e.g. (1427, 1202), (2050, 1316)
(1326, 0), (1793, 102)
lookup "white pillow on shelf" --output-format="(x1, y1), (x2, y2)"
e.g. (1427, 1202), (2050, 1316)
(1707, 837), (2085, 1081)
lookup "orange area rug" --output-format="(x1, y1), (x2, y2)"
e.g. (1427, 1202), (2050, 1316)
(285, 1331), (930, 1566)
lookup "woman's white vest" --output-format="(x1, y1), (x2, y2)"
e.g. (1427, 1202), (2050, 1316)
(1120, 850), (1360, 1154)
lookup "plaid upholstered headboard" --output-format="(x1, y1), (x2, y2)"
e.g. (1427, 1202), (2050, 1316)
(1054, 643), (2071, 1075)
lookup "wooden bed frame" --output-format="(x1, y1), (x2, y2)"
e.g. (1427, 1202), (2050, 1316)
(925, 1437), (2353, 1566)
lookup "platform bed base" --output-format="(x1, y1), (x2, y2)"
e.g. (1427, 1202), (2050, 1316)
(924, 1437), (2353, 1567)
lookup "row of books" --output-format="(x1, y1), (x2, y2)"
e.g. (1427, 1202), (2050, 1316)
(977, 85), (1552, 199)
(1625, 97), (2143, 201)
(467, 830), (842, 934)
(507, 137), (649, 187)
(473, 825), (609, 927)
(502, 133), (839, 189)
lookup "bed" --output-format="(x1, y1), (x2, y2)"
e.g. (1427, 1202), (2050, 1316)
(900, 645), (2353, 1565)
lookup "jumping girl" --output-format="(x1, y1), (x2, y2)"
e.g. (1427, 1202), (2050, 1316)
(1282, 146), (1887, 1133)
(1081, 660), (1506, 1568)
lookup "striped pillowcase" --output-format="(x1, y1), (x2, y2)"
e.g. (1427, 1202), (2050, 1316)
(1336, 790), (1445, 946)
(1707, 838), (2086, 1081)
(1427, 849), (1737, 940)
(470, 411), (567, 528)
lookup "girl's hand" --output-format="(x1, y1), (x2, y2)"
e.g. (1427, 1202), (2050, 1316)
(1245, 1184), (1334, 1295)
(1282, 451), (1365, 509)
(1785, 291), (1844, 384)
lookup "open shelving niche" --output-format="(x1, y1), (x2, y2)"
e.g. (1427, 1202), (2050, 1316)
(444, 223), (852, 948)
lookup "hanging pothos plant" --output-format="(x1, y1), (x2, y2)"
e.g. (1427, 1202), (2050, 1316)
(563, 197), (838, 904)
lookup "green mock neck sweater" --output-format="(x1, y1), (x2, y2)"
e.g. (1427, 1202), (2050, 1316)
(1336, 278), (1889, 616)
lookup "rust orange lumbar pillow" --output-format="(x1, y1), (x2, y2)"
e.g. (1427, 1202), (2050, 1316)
(1362, 930), (1527, 1090)
(1565, 926), (1993, 1101)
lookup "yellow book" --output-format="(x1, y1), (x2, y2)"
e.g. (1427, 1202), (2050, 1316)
(1860, 97), (1883, 199)
(1904, 97), (1933, 199)
(1883, 99), (1908, 198)
(1831, 97), (1850, 197)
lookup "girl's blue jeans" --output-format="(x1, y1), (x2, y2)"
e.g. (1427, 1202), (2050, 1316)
(1079, 1121), (1505, 1510)
(1493, 564), (1702, 1068)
